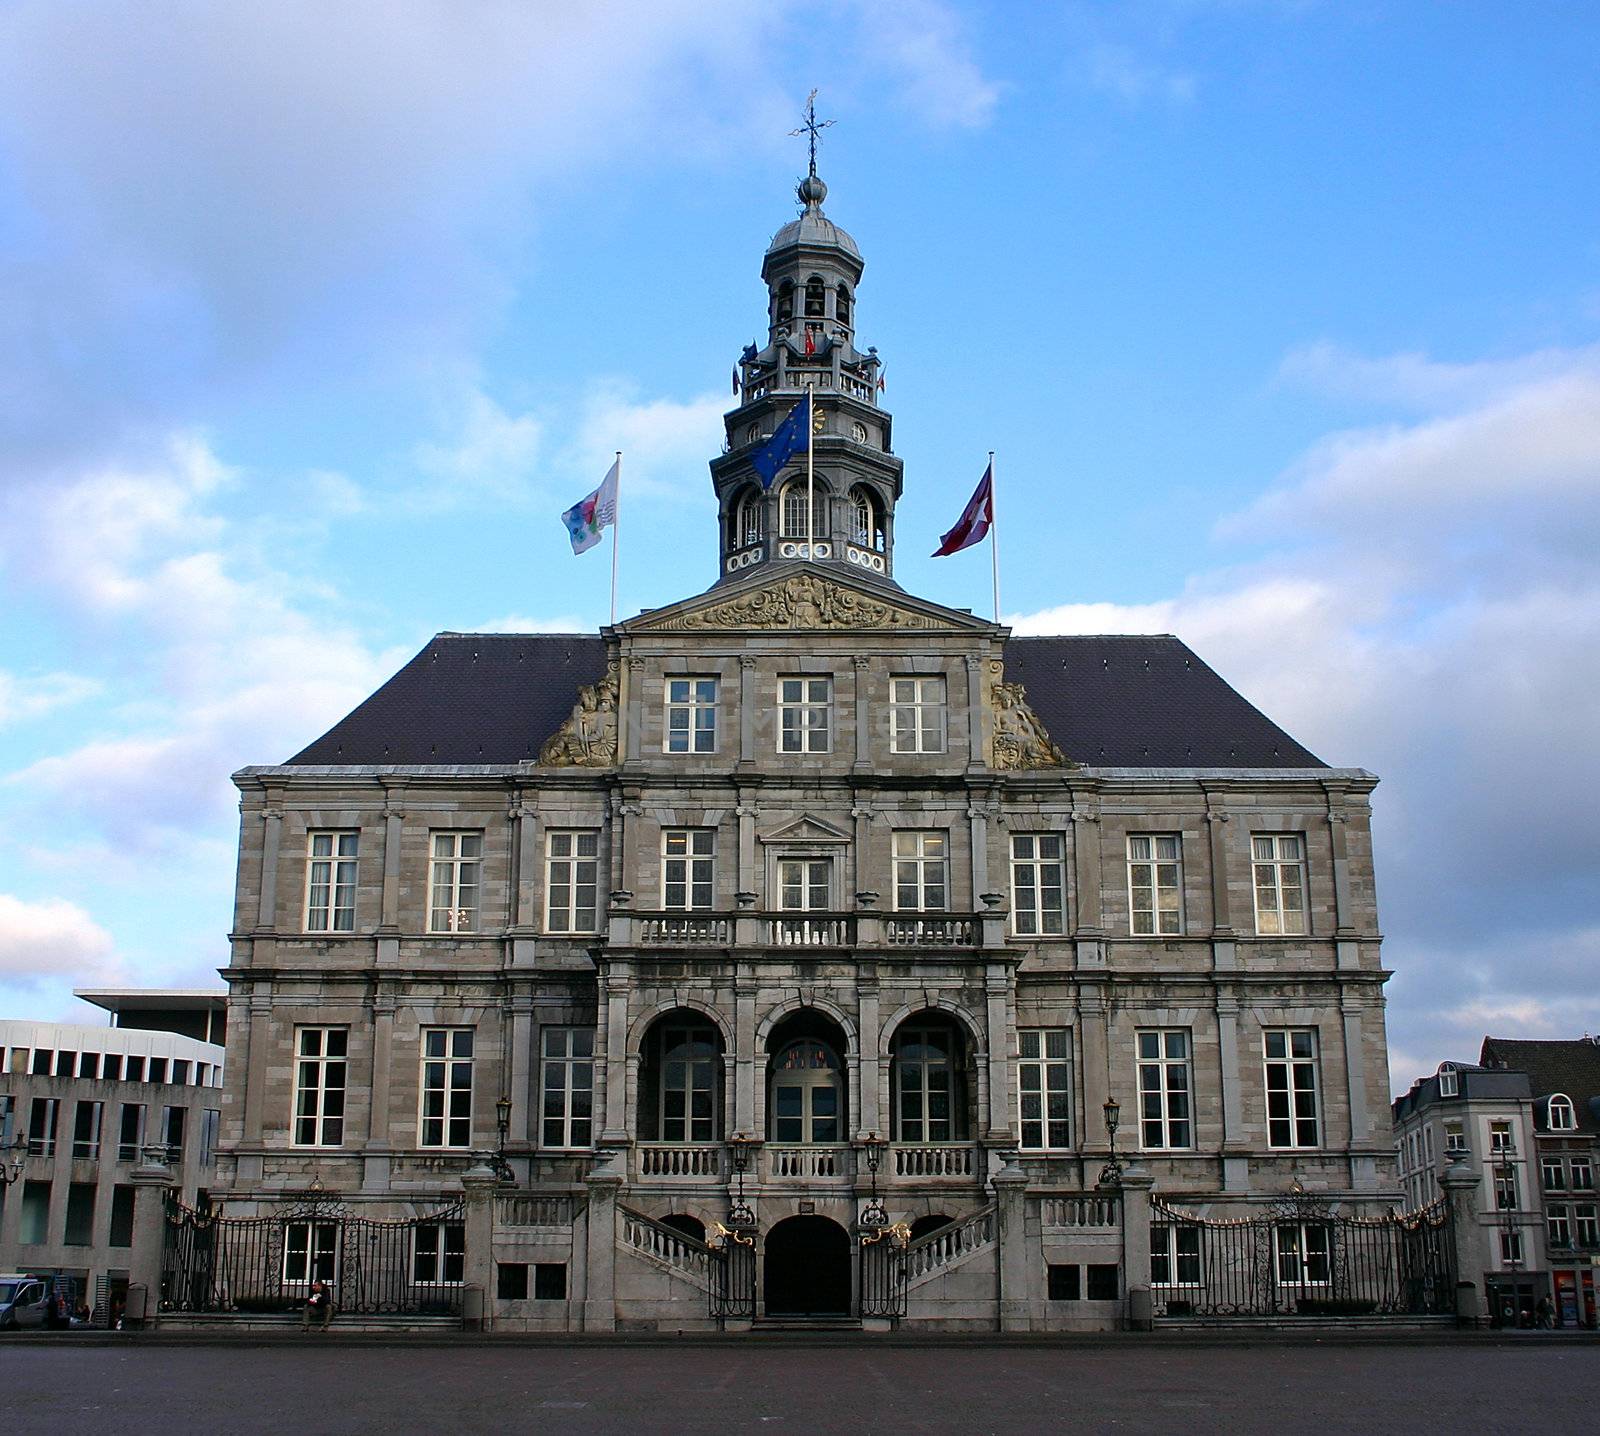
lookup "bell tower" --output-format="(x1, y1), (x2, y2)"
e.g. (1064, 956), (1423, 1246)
(709, 100), (903, 586)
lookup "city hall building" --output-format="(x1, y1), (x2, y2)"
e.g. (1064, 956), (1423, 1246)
(194, 165), (1422, 1332)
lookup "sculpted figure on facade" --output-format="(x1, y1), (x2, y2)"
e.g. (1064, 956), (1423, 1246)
(989, 666), (1070, 770)
(650, 573), (943, 632)
(539, 660), (620, 767)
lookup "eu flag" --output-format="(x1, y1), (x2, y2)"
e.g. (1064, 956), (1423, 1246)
(748, 392), (811, 489)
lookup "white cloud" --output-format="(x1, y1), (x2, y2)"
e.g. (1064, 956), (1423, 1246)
(1081, 43), (1197, 106)
(564, 385), (729, 502)
(0, 894), (125, 986)
(413, 388), (543, 501)
(855, 0), (1001, 130)
(0, 671), (101, 727)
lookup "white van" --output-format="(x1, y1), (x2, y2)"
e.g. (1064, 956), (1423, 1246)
(0, 1275), (49, 1330)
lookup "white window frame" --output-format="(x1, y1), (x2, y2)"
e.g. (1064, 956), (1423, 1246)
(1436, 1063), (1458, 1097)
(293, 1026), (348, 1148)
(71, 1099), (102, 1160)
(778, 676), (832, 754)
(1274, 1223), (1331, 1286)
(1444, 1119), (1467, 1155)
(540, 1027), (595, 1150)
(889, 676), (947, 754)
(1494, 1166), (1519, 1210)
(545, 829), (600, 934)
(282, 1220), (339, 1286)
(1572, 1156), (1594, 1190)
(1137, 1029), (1193, 1151)
(1543, 1155), (1567, 1191)
(1263, 1028), (1320, 1150)
(1548, 1203), (1572, 1246)
(412, 1221), (466, 1285)
(1499, 1230), (1523, 1264)
(664, 677), (718, 754)
(1010, 834), (1065, 936)
(1251, 833), (1307, 936)
(662, 829), (715, 910)
(893, 830), (948, 912)
(1576, 1204), (1599, 1247)
(304, 830), (358, 933)
(1150, 1225), (1202, 1286)
(418, 1027), (474, 1149)
(428, 831), (483, 933)
(778, 856), (832, 912)
(1548, 1094), (1577, 1131)
(1127, 835), (1183, 936)
(1017, 1028), (1072, 1151)
(1489, 1120), (1515, 1155)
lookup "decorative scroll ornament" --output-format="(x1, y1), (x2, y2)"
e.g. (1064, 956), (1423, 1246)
(645, 574), (947, 632)
(539, 659), (620, 767)
(989, 664), (1072, 771)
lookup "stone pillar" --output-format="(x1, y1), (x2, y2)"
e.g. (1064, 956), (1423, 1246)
(583, 1152), (625, 1332)
(508, 995), (534, 1143)
(992, 1155), (1033, 1332)
(512, 802), (539, 935)
(964, 655), (985, 772)
(734, 971), (757, 1138)
(242, 992), (272, 1145)
(1323, 790), (1356, 937)
(1204, 804), (1233, 934)
(461, 1165), (499, 1331)
(364, 993), (395, 1193)
(600, 969), (631, 1145)
(1441, 1161), (1486, 1325)
(128, 1157), (176, 1327)
(1071, 807), (1104, 972)
(1118, 1166), (1155, 1331)
(984, 961), (1013, 1141)
(1340, 996), (1374, 1190)
(968, 803), (990, 911)
(851, 655), (871, 773)
(1080, 984), (1110, 1161)
(738, 655), (757, 767)
(623, 655), (645, 768)
(1216, 995), (1249, 1191)
(256, 807), (282, 931)
(856, 963), (882, 1138)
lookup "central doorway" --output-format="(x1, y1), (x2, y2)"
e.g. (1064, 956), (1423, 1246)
(763, 1215), (851, 1317)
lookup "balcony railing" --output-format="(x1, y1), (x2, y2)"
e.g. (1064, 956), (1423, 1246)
(893, 1144), (979, 1180)
(636, 1143), (726, 1180)
(761, 1145), (851, 1182)
(762, 915), (855, 947)
(635, 914), (732, 946)
(885, 915), (976, 946)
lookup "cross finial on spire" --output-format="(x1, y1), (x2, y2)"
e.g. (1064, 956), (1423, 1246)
(788, 88), (835, 179)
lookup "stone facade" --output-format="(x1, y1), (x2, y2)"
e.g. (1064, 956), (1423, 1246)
(213, 170), (1400, 1332)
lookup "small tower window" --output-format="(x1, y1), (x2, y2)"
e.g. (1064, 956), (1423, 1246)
(781, 482), (825, 539)
(739, 491), (762, 547)
(776, 281), (794, 326)
(804, 276), (826, 319)
(1549, 1094), (1577, 1131)
(851, 487), (884, 552)
(836, 284), (851, 327)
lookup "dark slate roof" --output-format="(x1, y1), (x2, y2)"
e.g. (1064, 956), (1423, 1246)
(1006, 635), (1323, 768)
(284, 631), (1324, 769)
(1480, 1037), (1600, 1135)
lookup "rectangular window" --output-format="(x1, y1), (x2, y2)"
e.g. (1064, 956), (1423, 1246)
(72, 1100), (103, 1160)
(412, 1221), (465, 1284)
(103, 1054), (122, 1081)
(541, 1027), (595, 1150)
(534, 1263), (568, 1300)
(1548, 1204), (1571, 1246)
(1010, 834), (1065, 936)
(78, 1051), (99, 1079)
(497, 1262), (529, 1300)
(109, 1185), (136, 1247)
(1500, 1231), (1523, 1264)
(199, 1109), (221, 1167)
(1046, 1263), (1080, 1301)
(1128, 835), (1183, 936)
(1494, 1167), (1519, 1210)
(1263, 1029), (1319, 1149)
(1086, 1264), (1120, 1301)
(419, 1028), (474, 1149)
(1544, 1156), (1567, 1190)
(1150, 1226), (1202, 1286)
(1275, 1224), (1331, 1285)
(149, 1057), (168, 1084)
(172, 1060), (190, 1086)
(778, 676), (831, 753)
(28, 1096), (58, 1157)
(664, 677), (717, 754)
(1017, 1029), (1072, 1151)
(293, 1027), (348, 1147)
(893, 830), (948, 911)
(1138, 1029), (1193, 1150)
(1577, 1204), (1599, 1247)
(1444, 1120), (1467, 1155)
(304, 830), (358, 932)
(428, 831), (483, 933)
(64, 1183), (95, 1246)
(1572, 1157), (1594, 1190)
(889, 676), (947, 754)
(778, 857), (831, 912)
(545, 830), (600, 933)
(118, 1103), (146, 1162)
(1489, 1120), (1514, 1154)
(662, 829), (715, 910)
(18, 1181), (50, 1244)
(161, 1105), (186, 1156)
(125, 1055), (145, 1081)
(1252, 834), (1307, 936)
(283, 1220), (339, 1285)
(31, 1048), (51, 1075)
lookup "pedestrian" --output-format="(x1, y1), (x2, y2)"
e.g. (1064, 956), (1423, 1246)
(301, 1279), (333, 1332)
(1536, 1294), (1556, 1329)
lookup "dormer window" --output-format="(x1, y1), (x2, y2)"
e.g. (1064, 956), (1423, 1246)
(1549, 1094), (1578, 1131)
(776, 281), (794, 326)
(1437, 1063), (1458, 1098)
(851, 486), (885, 551)
(804, 276), (826, 319)
(835, 284), (851, 327)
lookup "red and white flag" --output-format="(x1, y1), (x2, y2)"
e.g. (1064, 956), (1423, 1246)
(731, 365), (741, 396)
(931, 461), (993, 557)
(804, 327), (817, 356)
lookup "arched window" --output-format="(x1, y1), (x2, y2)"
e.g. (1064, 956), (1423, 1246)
(851, 487), (884, 551)
(776, 281), (794, 326)
(780, 482), (825, 539)
(804, 276), (826, 318)
(737, 489), (762, 547)
(890, 1013), (972, 1143)
(769, 1039), (843, 1144)
(835, 284), (851, 327)
(638, 1013), (725, 1143)
(1437, 1063), (1458, 1098)
(1548, 1094), (1577, 1131)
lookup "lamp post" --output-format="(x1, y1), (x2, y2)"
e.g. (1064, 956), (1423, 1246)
(474, 1095), (516, 1185)
(727, 1133), (756, 1228)
(0, 1134), (25, 1188)
(1099, 1097), (1125, 1187)
(859, 1131), (889, 1228)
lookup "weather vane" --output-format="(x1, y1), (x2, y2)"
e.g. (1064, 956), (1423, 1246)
(788, 88), (836, 178)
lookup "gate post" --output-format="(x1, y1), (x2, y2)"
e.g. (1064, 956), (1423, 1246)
(128, 1154), (177, 1327)
(1439, 1161), (1485, 1325)
(992, 1154), (1033, 1332)
(583, 1149), (625, 1332)
(1118, 1167), (1155, 1331)
(461, 1164), (500, 1331)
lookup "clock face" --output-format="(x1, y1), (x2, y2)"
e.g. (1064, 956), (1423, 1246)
(812, 408), (827, 435)
(851, 421), (868, 444)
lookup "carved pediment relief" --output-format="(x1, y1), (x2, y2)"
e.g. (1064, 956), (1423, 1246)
(758, 814), (853, 845)
(537, 659), (619, 768)
(637, 573), (959, 632)
(986, 659), (1075, 771)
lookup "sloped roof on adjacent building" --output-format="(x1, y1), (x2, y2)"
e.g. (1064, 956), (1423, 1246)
(280, 630), (1326, 769)
(1481, 1036), (1600, 1134)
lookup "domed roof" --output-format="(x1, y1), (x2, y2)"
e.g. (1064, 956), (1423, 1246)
(766, 173), (861, 261)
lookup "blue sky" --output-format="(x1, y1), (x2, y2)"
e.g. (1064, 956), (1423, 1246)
(0, 1), (1596, 1093)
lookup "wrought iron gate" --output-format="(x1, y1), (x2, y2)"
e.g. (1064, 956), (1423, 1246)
(162, 1191), (468, 1316)
(859, 1227), (908, 1320)
(1149, 1190), (1456, 1319)
(707, 1226), (756, 1320)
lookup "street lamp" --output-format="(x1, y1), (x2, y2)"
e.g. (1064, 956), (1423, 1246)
(1099, 1097), (1125, 1187)
(727, 1133), (756, 1229)
(859, 1132), (889, 1229)
(0, 1134), (25, 1188)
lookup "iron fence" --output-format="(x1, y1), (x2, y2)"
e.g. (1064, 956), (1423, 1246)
(1149, 1191), (1456, 1319)
(709, 1232), (756, 1320)
(859, 1230), (908, 1320)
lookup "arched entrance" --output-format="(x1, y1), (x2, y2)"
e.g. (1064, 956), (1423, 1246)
(763, 1215), (852, 1317)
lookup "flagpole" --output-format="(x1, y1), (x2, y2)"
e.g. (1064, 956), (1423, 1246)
(610, 450), (622, 626)
(988, 449), (1000, 624)
(805, 385), (815, 560)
